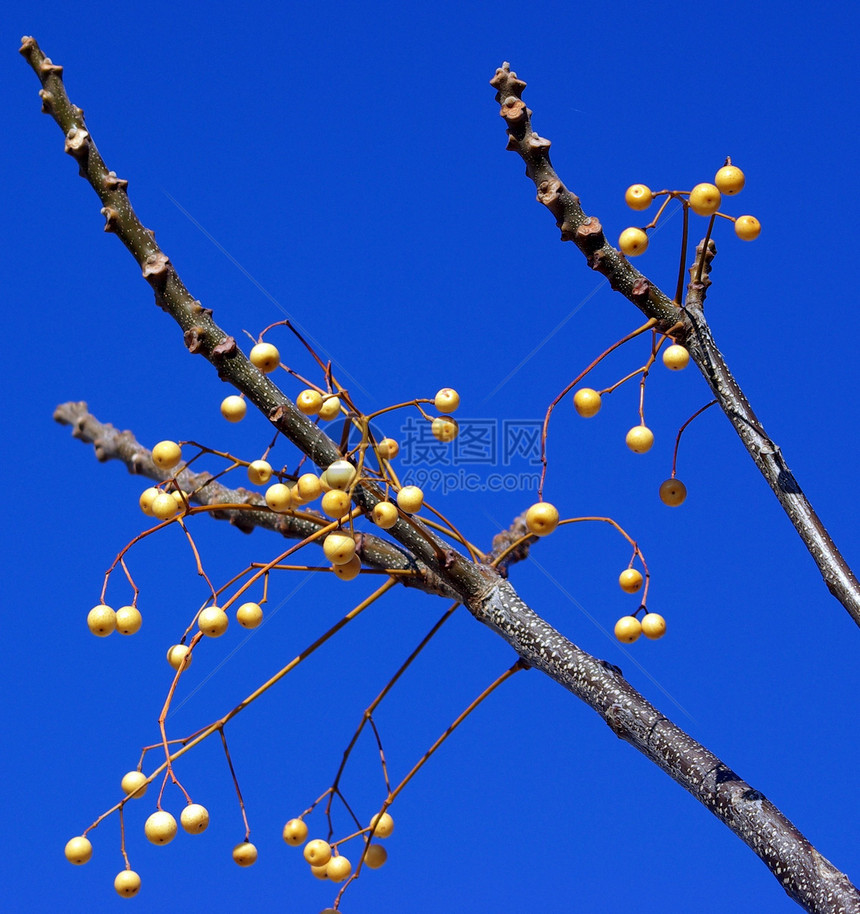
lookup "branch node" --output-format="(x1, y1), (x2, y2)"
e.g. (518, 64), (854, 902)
(38, 89), (55, 114)
(489, 62), (526, 94)
(536, 178), (565, 215)
(211, 336), (238, 359)
(100, 206), (120, 233)
(526, 134), (551, 153)
(575, 217), (604, 253)
(39, 56), (63, 76)
(184, 327), (206, 354)
(104, 172), (129, 191)
(631, 277), (651, 303)
(64, 125), (90, 162)
(141, 251), (170, 287)
(499, 97), (527, 125)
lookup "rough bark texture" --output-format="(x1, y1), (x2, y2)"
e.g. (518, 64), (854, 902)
(22, 38), (860, 913)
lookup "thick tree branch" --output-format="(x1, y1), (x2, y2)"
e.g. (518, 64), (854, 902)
(490, 62), (860, 629)
(57, 404), (860, 914)
(53, 401), (459, 599)
(23, 39), (860, 912)
(20, 36), (493, 607)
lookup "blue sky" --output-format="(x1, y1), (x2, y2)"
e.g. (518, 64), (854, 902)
(4, 2), (860, 912)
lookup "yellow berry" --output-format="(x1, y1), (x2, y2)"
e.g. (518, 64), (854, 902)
(618, 569), (643, 594)
(365, 843), (388, 868)
(714, 164), (745, 195)
(378, 438), (399, 460)
(625, 425), (654, 454)
(139, 486), (160, 516)
(247, 459), (273, 486)
(198, 606), (229, 637)
(64, 836), (93, 865)
(434, 387), (460, 413)
(166, 643), (192, 670)
(114, 870), (141, 898)
(431, 416), (459, 442)
(333, 554), (362, 581)
(734, 215), (761, 240)
(662, 344), (690, 371)
(121, 771), (148, 799)
(311, 864), (329, 881)
(396, 485), (424, 514)
(296, 389), (323, 415)
(618, 227), (648, 256)
(323, 532), (356, 566)
(573, 388), (601, 418)
(151, 491), (179, 520)
(144, 810), (177, 845)
(296, 473), (322, 502)
(282, 818), (309, 847)
(614, 616), (642, 644)
(321, 489), (351, 519)
(689, 183), (721, 216)
(327, 855), (352, 883)
(171, 490), (189, 512)
(525, 501), (559, 536)
(87, 604), (116, 637)
(250, 342), (280, 373)
(303, 839), (332, 867)
(115, 605), (142, 635)
(372, 501), (399, 529)
(624, 184), (653, 211)
(152, 440), (182, 470)
(265, 482), (293, 513)
(220, 395), (247, 422)
(659, 478), (687, 506)
(318, 396), (342, 421)
(180, 803), (210, 834)
(641, 613), (667, 640)
(236, 601), (263, 629)
(232, 842), (258, 866)
(290, 485), (308, 506)
(326, 459), (356, 490)
(370, 812), (395, 838)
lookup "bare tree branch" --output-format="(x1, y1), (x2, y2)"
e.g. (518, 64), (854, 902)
(490, 61), (860, 629)
(23, 38), (860, 913)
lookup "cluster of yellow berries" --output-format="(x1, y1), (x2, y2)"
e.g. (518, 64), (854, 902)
(64, 773), (229, 898)
(86, 603), (142, 636)
(569, 343), (690, 509)
(241, 340), (461, 445)
(613, 611), (666, 643)
(136, 440), (189, 520)
(619, 163), (760, 257)
(219, 342), (461, 540)
(67, 783), (395, 897)
(77, 344), (460, 896)
(89, 376), (464, 649)
(522, 503), (666, 643)
(282, 812), (392, 884)
(615, 569), (666, 642)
